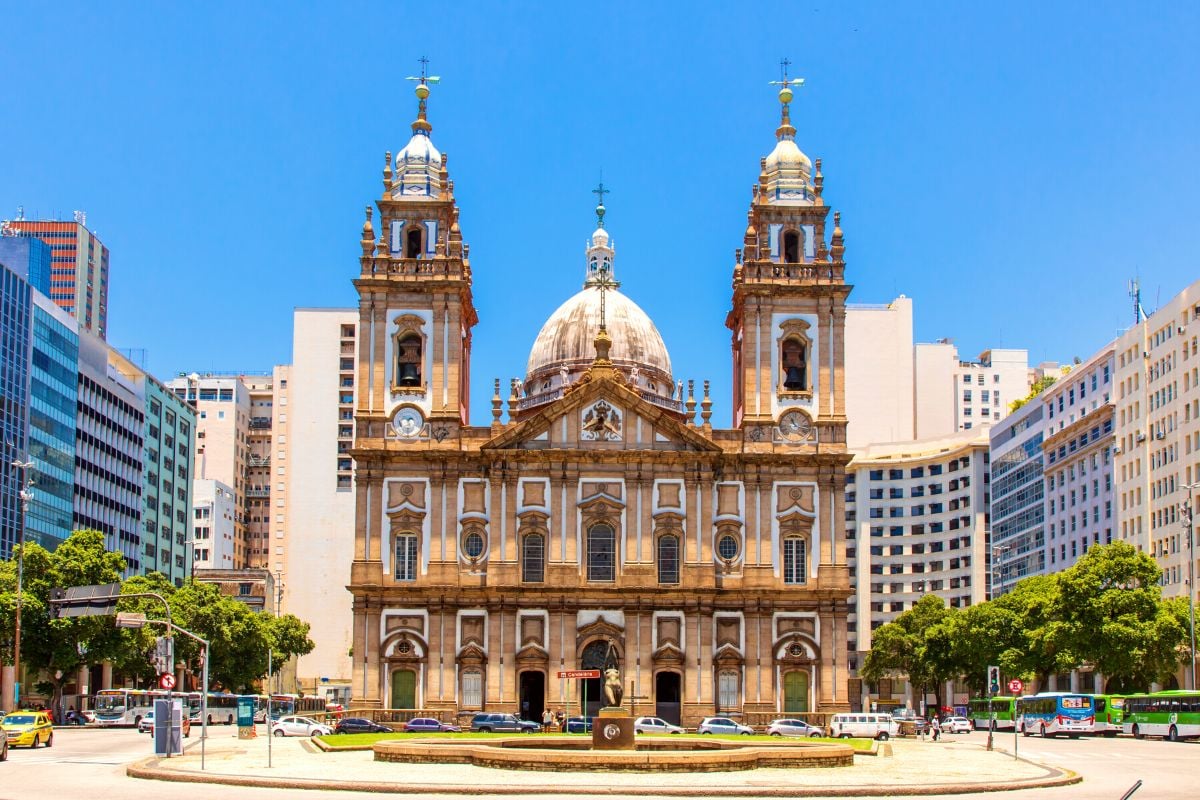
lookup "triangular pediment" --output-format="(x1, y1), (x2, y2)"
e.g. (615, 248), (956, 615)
(483, 370), (722, 453)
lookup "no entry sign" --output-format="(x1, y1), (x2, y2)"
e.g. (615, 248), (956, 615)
(556, 669), (601, 679)
(159, 672), (177, 690)
(1007, 679), (1024, 694)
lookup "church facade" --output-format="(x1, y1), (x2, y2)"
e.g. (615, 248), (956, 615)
(348, 75), (853, 726)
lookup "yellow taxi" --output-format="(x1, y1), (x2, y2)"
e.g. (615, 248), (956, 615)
(2, 710), (54, 748)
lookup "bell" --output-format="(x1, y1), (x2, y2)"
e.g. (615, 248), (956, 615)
(784, 366), (805, 391)
(399, 363), (420, 386)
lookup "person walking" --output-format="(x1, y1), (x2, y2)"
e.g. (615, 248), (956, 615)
(931, 716), (941, 741)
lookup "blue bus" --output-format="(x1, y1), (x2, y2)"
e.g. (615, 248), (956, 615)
(1016, 692), (1094, 738)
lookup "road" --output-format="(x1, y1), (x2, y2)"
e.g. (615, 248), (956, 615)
(3, 726), (1196, 799)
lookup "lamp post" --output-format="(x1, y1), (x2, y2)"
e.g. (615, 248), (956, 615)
(1182, 483), (1200, 692)
(10, 458), (35, 708)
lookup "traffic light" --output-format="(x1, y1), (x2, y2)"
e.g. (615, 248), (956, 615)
(987, 665), (1001, 696)
(49, 587), (66, 619)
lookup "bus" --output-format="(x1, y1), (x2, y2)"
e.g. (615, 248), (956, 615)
(269, 694), (326, 721)
(1016, 692), (1095, 737)
(1122, 690), (1200, 742)
(1092, 695), (1126, 737)
(968, 697), (1017, 731)
(182, 692), (242, 725)
(94, 689), (168, 727)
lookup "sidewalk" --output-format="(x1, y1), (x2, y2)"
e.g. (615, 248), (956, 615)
(128, 733), (1080, 796)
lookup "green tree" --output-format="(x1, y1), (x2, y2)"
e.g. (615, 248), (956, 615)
(994, 574), (1075, 684)
(1053, 541), (1186, 692)
(861, 594), (958, 712)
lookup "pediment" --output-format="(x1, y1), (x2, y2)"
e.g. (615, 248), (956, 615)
(652, 642), (685, 665)
(483, 372), (722, 453)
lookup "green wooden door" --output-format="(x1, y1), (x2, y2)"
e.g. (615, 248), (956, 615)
(784, 671), (809, 713)
(391, 669), (416, 709)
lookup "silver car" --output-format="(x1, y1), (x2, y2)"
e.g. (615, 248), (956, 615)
(270, 715), (332, 737)
(766, 717), (824, 737)
(697, 716), (754, 735)
(634, 716), (684, 734)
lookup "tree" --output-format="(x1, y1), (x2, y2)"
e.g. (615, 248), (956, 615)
(993, 574), (1075, 684)
(1054, 542), (1187, 692)
(862, 594), (958, 712)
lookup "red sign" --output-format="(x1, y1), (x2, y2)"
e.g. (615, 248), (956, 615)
(556, 669), (601, 679)
(1008, 679), (1024, 694)
(159, 673), (177, 690)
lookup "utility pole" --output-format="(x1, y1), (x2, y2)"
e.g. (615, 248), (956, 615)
(10, 458), (35, 708)
(1183, 484), (1199, 691)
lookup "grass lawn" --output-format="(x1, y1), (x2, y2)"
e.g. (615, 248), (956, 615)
(317, 731), (873, 749)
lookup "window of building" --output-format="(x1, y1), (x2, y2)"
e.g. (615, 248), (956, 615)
(395, 332), (422, 387)
(462, 529), (485, 561)
(781, 337), (808, 391)
(394, 533), (418, 581)
(718, 670), (740, 711)
(782, 229), (801, 263)
(405, 225), (423, 258)
(783, 537), (806, 584)
(521, 532), (545, 582)
(587, 523), (616, 581)
(657, 533), (680, 584)
(461, 670), (482, 707)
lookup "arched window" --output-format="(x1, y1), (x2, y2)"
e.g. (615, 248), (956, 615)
(782, 230), (801, 264)
(395, 533), (418, 581)
(405, 226), (423, 258)
(396, 332), (422, 387)
(717, 670), (740, 711)
(782, 536), (806, 585)
(781, 337), (807, 391)
(522, 532), (545, 583)
(587, 523), (616, 582)
(657, 533), (680, 584)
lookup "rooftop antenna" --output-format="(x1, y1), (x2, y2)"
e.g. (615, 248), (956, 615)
(1128, 278), (1146, 324)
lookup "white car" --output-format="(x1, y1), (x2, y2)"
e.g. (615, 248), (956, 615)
(942, 716), (972, 734)
(270, 715), (332, 737)
(766, 718), (825, 737)
(697, 716), (754, 735)
(634, 716), (684, 734)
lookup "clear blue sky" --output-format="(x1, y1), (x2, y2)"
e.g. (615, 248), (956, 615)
(3, 2), (1198, 426)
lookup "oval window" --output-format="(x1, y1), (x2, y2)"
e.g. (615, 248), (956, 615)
(717, 534), (739, 561)
(463, 531), (485, 559)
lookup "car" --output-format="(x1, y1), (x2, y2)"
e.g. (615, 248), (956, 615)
(697, 716), (754, 735)
(270, 715), (332, 737)
(564, 716), (593, 734)
(469, 713), (541, 733)
(766, 718), (825, 737)
(139, 710), (192, 738)
(633, 716), (684, 735)
(334, 717), (393, 734)
(941, 716), (972, 734)
(403, 717), (460, 733)
(2, 711), (54, 748)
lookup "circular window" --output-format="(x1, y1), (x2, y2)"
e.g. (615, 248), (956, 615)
(788, 642), (804, 658)
(396, 640), (413, 655)
(717, 534), (739, 561)
(463, 531), (485, 559)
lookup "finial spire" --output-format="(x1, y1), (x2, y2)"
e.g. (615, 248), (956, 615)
(768, 58), (804, 140)
(592, 176), (610, 228)
(405, 56), (441, 135)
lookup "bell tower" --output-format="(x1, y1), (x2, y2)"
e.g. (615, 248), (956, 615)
(726, 68), (851, 443)
(353, 62), (478, 442)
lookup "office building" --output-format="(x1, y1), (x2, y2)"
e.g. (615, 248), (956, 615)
(0, 260), (33, 559)
(0, 235), (51, 295)
(914, 344), (1031, 439)
(988, 399), (1047, 596)
(2, 213), (109, 338)
(143, 378), (197, 585)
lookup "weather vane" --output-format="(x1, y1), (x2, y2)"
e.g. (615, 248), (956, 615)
(592, 177), (610, 228)
(405, 56), (441, 87)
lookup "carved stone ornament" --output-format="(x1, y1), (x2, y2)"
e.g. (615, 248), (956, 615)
(581, 399), (622, 442)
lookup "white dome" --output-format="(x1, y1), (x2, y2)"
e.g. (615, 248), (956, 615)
(525, 285), (673, 385)
(765, 138), (811, 172)
(397, 131), (441, 165)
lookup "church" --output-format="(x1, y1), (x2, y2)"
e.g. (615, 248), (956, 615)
(347, 72), (853, 727)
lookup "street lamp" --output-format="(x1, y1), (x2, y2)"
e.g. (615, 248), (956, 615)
(9, 458), (35, 708)
(1182, 483), (1200, 692)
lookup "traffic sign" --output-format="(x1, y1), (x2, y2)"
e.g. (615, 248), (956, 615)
(556, 669), (601, 679)
(159, 672), (177, 690)
(1008, 678), (1024, 694)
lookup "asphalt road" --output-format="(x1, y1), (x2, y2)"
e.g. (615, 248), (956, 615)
(4, 726), (1196, 799)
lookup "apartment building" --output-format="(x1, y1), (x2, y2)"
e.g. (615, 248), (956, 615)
(989, 399), (1047, 596)
(142, 378), (197, 585)
(192, 478), (237, 569)
(1114, 279), (1200, 599)
(914, 344), (1031, 439)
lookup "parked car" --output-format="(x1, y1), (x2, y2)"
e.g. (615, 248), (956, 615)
(1, 711), (52, 748)
(633, 716), (684, 735)
(333, 717), (392, 734)
(697, 716), (754, 735)
(564, 716), (593, 734)
(942, 716), (972, 734)
(470, 713), (540, 733)
(403, 717), (461, 733)
(140, 710), (192, 738)
(766, 718), (825, 737)
(830, 713), (898, 740)
(271, 715), (332, 737)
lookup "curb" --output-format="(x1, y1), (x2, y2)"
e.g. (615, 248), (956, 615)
(127, 756), (1082, 797)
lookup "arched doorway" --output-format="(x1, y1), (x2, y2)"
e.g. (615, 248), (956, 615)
(579, 640), (611, 718)
(519, 671), (545, 722)
(655, 671), (682, 725)
(783, 670), (809, 713)
(390, 668), (416, 709)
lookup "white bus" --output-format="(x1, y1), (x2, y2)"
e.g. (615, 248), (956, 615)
(94, 689), (167, 727)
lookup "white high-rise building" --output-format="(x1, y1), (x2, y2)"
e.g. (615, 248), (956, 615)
(192, 478), (236, 568)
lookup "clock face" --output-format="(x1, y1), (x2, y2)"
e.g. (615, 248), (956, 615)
(779, 411), (812, 441)
(393, 407), (424, 438)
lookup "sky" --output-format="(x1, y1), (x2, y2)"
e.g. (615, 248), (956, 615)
(2, 1), (1198, 426)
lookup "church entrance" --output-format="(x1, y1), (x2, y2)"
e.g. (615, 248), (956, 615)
(518, 671), (545, 722)
(390, 668), (416, 709)
(784, 670), (809, 713)
(655, 671), (682, 725)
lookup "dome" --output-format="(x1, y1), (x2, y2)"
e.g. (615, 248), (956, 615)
(765, 138), (811, 173)
(396, 130), (442, 166)
(524, 285), (674, 396)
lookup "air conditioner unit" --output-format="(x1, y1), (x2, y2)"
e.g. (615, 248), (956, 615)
(1135, 432), (1147, 443)
(1155, 432), (1166, 440)
(1112, 445), (1123, 455)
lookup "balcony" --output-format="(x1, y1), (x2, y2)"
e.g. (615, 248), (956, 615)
(246, 487), (270, 498)
(249, 417), (272, 430)
(247, 455), (271, 467)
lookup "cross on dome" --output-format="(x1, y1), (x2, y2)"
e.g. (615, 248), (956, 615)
(584, 184), (618, 289)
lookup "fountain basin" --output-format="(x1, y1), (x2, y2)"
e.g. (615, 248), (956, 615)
(373, 735), (855, 772)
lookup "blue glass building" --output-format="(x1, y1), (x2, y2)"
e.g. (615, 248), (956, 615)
(26, 294), (79, 550)
(0, 237), (51, 296)
(0, 260), (32, 559)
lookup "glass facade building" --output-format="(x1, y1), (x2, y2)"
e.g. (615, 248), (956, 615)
(143, 378), (197, 586)
(26, 294), (79, 551)
(988, 400), (1046, 597)
(0, 237), (52, 296)
(0, 261), (32, 559)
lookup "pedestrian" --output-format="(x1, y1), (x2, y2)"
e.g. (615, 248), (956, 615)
(556, 709), (565, 729)
(542, 708), (554, 729)
(931, 716), (941, 741)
